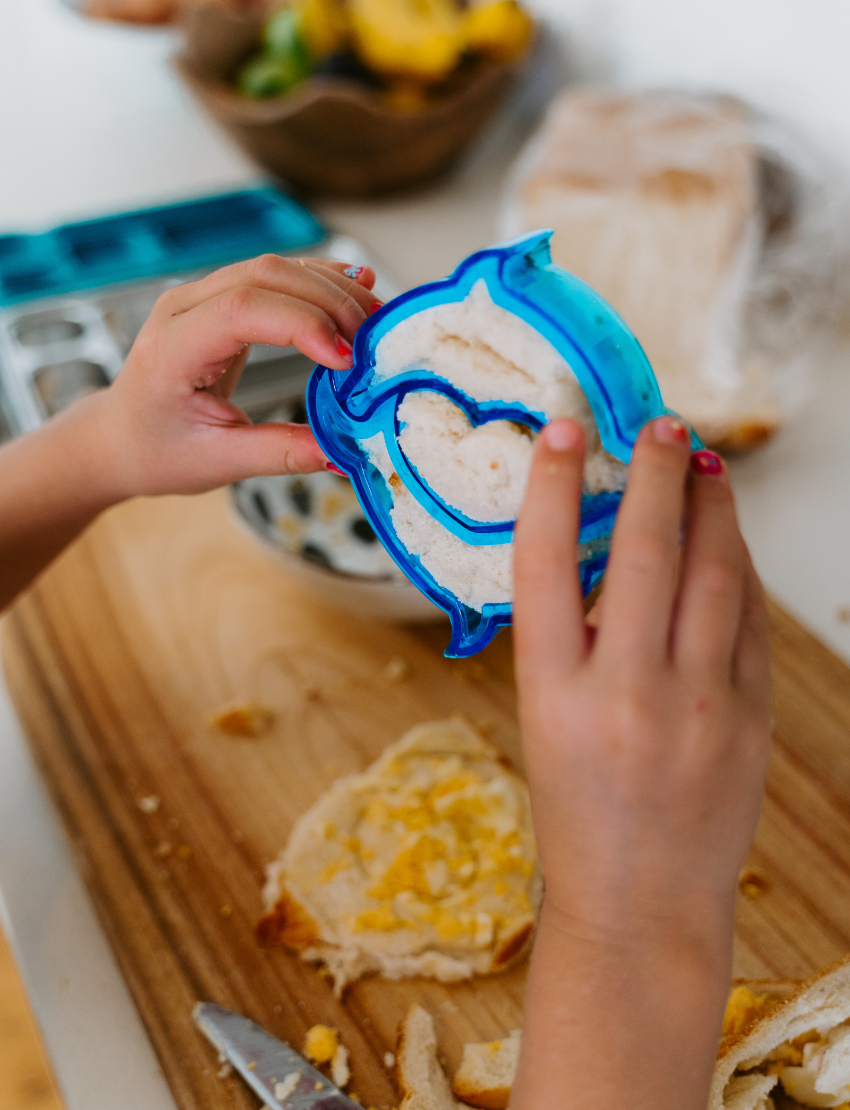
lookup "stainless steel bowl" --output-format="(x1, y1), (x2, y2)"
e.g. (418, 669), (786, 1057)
(230, 470), (445, 623)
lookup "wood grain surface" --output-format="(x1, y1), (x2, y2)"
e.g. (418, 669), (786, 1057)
(2, 489), (850, 1110)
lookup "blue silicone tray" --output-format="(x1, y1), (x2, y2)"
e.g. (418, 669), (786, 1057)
(309, 230), (700, 658)
(0, 187), (325, 307)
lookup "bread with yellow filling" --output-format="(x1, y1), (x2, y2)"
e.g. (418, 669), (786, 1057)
(256, 718), (541, 994)
(712, 955), (850, 1110)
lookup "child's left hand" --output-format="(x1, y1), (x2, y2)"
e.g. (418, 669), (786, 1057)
(95, 253), (377, 498)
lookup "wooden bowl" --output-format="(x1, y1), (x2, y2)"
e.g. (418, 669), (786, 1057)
(174, 4), (524, 198)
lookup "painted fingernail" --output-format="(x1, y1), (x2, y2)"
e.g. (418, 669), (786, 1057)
(691, 449), (724, 475)
(369, 300), (384, 315)
(544, 418), (581, 452)
(335, 333), (353, 360)
(326, 462), (346, 476)
(654, 415), (689, 444)
(344, 265), (364, 279)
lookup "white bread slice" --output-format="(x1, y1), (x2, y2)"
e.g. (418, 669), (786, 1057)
(396, 1005), (460, 1110)
(711, 955), (850, 1110)
(256, 719), (541, 994)
(451, 1029), (520, 1109)
(506, 88), (778, 452)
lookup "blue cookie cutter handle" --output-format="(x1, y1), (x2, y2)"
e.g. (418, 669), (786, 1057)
(308, 230), (701, 659)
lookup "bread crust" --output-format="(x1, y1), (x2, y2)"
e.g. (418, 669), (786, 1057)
(396, 1004), (459, 1110)
(255, 887), (320, 948)
(710, 954), (850, 1110)
(450, 1084), (511, 1110)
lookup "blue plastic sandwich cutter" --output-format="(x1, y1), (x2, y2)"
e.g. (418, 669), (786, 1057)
(307, 230), (701, 659)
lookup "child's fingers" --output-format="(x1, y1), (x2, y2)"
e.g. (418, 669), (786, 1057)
(594, 416), (691, 666)
(672, 454), (745, 680)
(206, 344), (251, 399)
(514, 419), (588, 684)
(160, 255), (375, 339)
(300, 258), (377, 293)
(733, 549), (771, 706)
(167, 286), (354, 388)
(209, 421), (329, 481)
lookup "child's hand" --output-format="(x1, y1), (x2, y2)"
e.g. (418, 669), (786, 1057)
(94, 254), (377, 498)
(0, 254), (377, 610)
(510, 416), (771, 1110)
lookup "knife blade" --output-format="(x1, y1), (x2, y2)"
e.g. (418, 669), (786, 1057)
(193, 1002), (362, 1110)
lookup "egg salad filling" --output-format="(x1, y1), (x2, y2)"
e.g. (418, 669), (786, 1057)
(328, 751), (535, 945)
(722, 989), (850, 1110)
(258, 719), (541, 992)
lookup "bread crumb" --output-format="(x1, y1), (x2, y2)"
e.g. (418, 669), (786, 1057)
(315, 1081), (324, 1090)
(138, 795), (160, 814)
(216, 1053), (232, 1079)
(383, 657), (410, 682)
(246, 1061), (256, 1070)
(274, 1071), (301, 1101)
(384, 1052), (395, 1068)
(837, 605), (850, 623)
(209, 702), (274, 737)
(154, 841), (172, 859)
(332, 1043), (350, 1088)
(738, 868), (770, 899)
(219, 904), (233, 918)
(176, 845), (192, 860)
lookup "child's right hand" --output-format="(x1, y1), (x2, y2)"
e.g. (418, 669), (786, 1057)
(510, 416), (771, 1110)
(91, 253), (378, 500)
(0, 253), (378, 610)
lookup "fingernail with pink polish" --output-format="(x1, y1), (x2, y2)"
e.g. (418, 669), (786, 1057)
(544, 419), (581, 452)
(654, 415), (689, 444)
(344, 265), (364, 280)
(369, 300), (384, 315)
(691, 449), (724, 475)
(326, 462), (346, 476)
(335, 333), (353, 361)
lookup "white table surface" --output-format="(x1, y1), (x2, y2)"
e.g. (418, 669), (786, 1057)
(1, 3), (850, 1109)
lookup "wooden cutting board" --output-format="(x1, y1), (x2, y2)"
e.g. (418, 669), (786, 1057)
(3, 489), (850, 1110)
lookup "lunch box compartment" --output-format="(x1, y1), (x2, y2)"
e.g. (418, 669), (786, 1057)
(33, 359), (110, 416)
(14, 312), (85, 347)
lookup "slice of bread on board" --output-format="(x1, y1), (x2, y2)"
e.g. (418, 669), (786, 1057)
(256, 719), (541, 995)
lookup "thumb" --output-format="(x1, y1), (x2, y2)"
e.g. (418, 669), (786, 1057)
(208, 422), (329, 484)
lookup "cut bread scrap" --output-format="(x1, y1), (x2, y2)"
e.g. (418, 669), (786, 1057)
(394, 965), (850, 1110)
(452, 1029), (520, 1109)
(711, 954), (850, 1110)
(397, 1004), (461, 1110)
(256, 718), (541, 994)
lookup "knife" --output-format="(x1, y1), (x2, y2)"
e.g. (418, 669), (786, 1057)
(193, 1002), (363, 1110)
